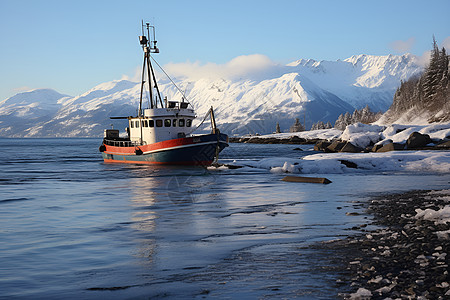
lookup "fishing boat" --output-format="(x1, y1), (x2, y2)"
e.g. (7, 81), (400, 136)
(99, 22), (228, 165)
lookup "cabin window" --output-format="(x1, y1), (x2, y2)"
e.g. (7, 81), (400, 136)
(135, 121), (140, 128)
(178, 119), (185, 127)
(130, 121), (134, 128)
(156, 119), (163, 127)
(164, 119), (171, 127)
(172, 119), (177, 127)
(143, 120), (148, 127)
(186, 119), (192, 127)
(149, 120), (154, 127)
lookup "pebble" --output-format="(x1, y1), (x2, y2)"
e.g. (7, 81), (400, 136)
(322, 189), (450, 299)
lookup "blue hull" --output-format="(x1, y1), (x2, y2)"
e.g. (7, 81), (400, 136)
(101, 133), (228, 165)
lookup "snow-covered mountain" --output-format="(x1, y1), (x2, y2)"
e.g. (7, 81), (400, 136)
(0, 54), (423, 137)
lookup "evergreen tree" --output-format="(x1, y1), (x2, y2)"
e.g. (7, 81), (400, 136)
(360, 105), (371, 123)
(344, 112), (352, 127)
(334, 106), (381, 129)
(334, 114), (345, 130)
(289, 118), (304, 132)
(422, 36), (441, 109)
(383, 36), (449, 123)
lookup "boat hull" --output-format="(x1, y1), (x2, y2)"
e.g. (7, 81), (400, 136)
(100, 133), (228, 165)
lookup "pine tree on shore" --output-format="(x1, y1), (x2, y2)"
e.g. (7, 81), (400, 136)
(383, 36), (449, 122)
(334, 106), (381, 130)
(289, 118), (304, 132)
(275, 122), (281, 133)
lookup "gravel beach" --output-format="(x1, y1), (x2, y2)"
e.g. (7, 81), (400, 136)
(312, 189), (450, 299)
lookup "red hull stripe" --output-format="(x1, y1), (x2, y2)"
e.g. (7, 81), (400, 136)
(104, 140), (224, 155)
(141, 141), (220, 154)
(104, 136), (216, 155)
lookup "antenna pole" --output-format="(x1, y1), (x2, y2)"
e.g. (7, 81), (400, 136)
(139, 53), (147, 113)
(138, 21), (162, 110)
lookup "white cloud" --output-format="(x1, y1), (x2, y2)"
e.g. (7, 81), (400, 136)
(121, 66), (142, 82)
(163, 54), (278, 81)
(417, 50), (431, 68)
(390, 37), (416, 53)
(13, 86), (34, 93)
(416, 36), (450, 68)
(442, 36), (450, 50)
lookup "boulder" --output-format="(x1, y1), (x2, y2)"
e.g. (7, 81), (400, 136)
(372, 139), (393, 152)
(340, 141), (363, 153)
(406, 132), (433, 149)
(376, 142), (405, 152)
(436, 140), (450, 149)
(371, 144), (384, 152)
(314, 140), (332, 152)
(326, 140), (346, 152)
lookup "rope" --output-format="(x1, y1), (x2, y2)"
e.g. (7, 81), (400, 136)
(150, 56), (193, 109)
(187, 107), (213, 135)
(213, 129), (221, 166)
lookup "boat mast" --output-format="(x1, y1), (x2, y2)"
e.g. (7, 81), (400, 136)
(139, 21), (162, 115)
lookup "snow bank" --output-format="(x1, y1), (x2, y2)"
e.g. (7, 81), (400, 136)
(341, 123), (384, 148)
(255, 128), (342, 141)
(349, 287), (372, 300)
(415, 206), (450, 225)
(224, 122), (450, 175)
(254, 122), (450, 150)
(230, 151), (450, 174)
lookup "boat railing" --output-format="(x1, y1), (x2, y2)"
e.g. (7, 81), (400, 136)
(103, 139), (142, 148)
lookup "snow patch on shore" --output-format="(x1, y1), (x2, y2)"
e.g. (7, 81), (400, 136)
(231, 151), (450, 174)
(252, 128), (343, 141)
(415, 206), (450, 226)
(255, 122), (450, 149)
(341, 123), (384, 148)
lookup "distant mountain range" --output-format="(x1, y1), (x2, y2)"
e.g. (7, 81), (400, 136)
(0, 54), (424, 137)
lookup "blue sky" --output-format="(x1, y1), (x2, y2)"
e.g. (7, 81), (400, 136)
(0, 0), (449, 101)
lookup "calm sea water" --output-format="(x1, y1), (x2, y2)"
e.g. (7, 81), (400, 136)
(1, 138), (449, 299)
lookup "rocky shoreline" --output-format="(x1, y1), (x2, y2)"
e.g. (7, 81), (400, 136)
(229, 131), (450, 153)
(312, 189), (450, 299)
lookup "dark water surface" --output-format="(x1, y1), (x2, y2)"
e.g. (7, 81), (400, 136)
(1, 138), (449, 299)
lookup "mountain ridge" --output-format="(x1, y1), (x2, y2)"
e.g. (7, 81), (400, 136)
(0, 53), (424, 137)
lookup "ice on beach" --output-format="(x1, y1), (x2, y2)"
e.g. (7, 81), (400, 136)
(270, 161), (300, 173)
(415, 206), (450, 225)
(232, 151), (450, 175)
(230, 122), (450, 175)
(349, 287), (372, 299)
(436, 229), (450, 240)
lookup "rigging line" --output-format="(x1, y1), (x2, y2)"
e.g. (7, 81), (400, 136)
(149, 55), (193, 108)
(187, 107), (213, 135)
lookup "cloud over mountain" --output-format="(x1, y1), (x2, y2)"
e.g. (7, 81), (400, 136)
(0, 53), (424, 137)
(164, 54), (278, 81)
